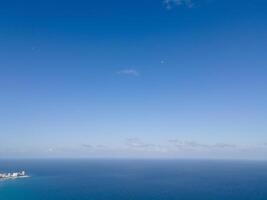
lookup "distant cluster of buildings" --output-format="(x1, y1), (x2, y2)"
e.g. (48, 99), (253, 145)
(0, 171), (26, 179)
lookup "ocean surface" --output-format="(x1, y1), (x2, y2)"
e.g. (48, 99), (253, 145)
(0, 159), (267, 200)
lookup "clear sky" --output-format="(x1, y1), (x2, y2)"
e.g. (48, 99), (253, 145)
(1, 0), (267, 159)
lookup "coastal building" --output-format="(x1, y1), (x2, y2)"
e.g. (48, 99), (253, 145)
(0, 171), (28, 179)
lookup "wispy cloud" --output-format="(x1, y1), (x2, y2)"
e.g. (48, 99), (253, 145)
(81, 139), (265, 156)
(82, 144), (93, 149)
(3, 140), (267, 159)
(82, 144), (111, 151)
(212, 143), (237, 149)
(125, 138), (166, 152)
(117, 69), (139, 76)
(163, 0), (194, 9)
(126, 138), (151, 148)
(169, 139), (237, 151)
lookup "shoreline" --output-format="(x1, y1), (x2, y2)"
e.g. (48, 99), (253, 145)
(0, 175), (30, 180)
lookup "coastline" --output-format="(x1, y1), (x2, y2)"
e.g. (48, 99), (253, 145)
(0, 171), (29, 180)
(0, 175), (30, 180)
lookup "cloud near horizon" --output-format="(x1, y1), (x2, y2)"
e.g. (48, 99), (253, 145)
(2, 139), (267, 159)
(163, 0), (194, 9)
(168, 139), (237, 150)
(117, 69), (139, 76)
(80, 138), (241, 156)
(125, 138), (167, 152)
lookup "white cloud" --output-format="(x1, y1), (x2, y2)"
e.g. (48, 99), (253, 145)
(126, 138), (149, 148)
(3, 139), (267, 159)
(169, 139), (237, 151)
(125, 138), (166, 152)
(82, 144), (112, 152)
(163, 0), (194, 9)
(117, 69), (139, 76)
(212, 143), (237, 149)
(82, 144), (93, 149)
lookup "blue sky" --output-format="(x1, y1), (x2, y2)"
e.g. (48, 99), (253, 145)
(1, 0), (267, 159)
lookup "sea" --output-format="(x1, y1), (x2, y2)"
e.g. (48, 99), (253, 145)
(0, 159), (267, 200)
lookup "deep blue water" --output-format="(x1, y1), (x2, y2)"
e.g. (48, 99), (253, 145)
(0, 159), (267, 200)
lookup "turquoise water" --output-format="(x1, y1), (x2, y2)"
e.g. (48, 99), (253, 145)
(1, 159), (267, 200)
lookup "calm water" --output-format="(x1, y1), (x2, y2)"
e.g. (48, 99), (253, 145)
(0, 159), (267, 200)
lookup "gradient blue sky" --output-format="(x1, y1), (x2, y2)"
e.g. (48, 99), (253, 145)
(1, 0), (267, 159)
